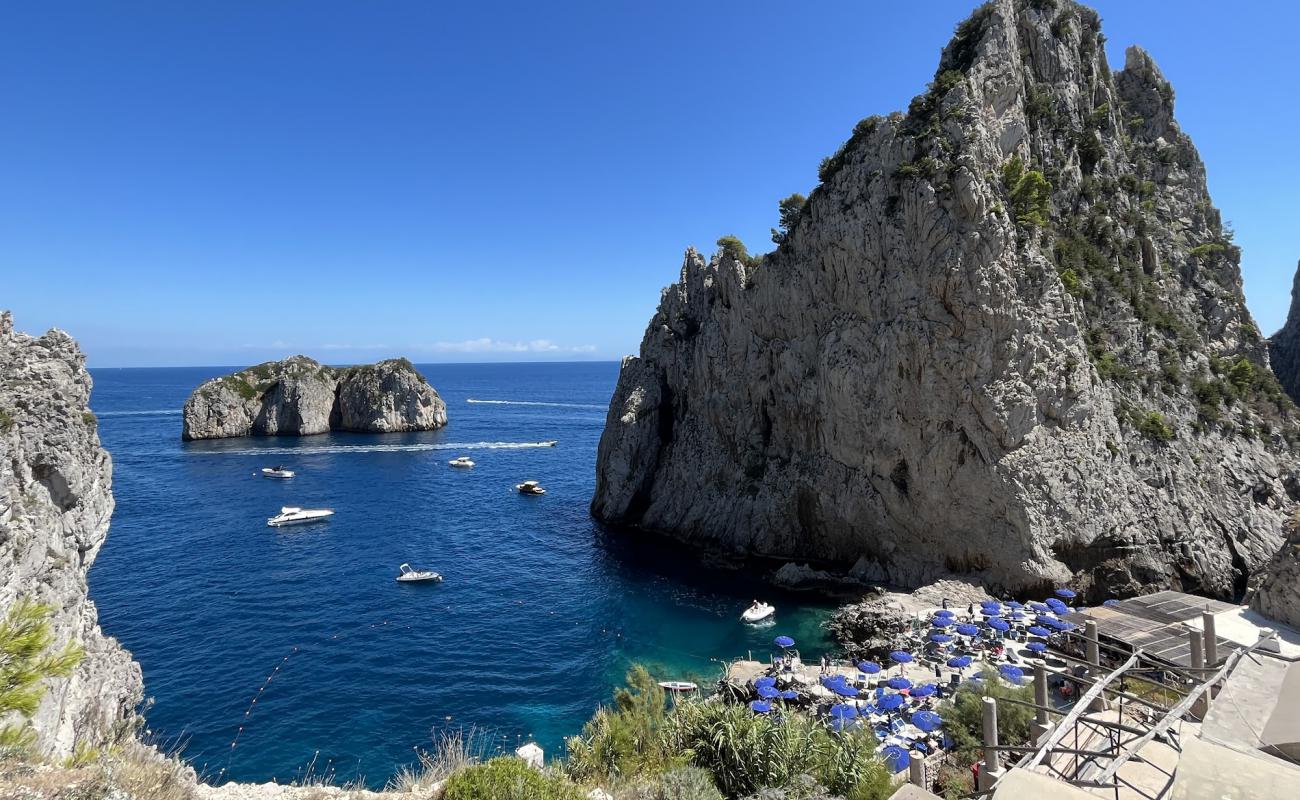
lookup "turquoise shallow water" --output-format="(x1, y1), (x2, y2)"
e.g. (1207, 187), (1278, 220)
(88, 363), (837, 787)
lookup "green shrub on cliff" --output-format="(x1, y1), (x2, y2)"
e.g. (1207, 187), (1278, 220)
(442, 757), (582, 800)
(1001, 156), (1051, 228)
(663, 702), (890, 799)
(941, 667), (1036, 767)
(565, 665), (680, 782)
(0, 598), (84, 756)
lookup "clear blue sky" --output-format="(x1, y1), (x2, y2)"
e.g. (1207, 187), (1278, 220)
(3, 1), (1297, 367)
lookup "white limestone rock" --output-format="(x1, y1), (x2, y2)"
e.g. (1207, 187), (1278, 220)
(591, 0), (1299, 599)
(0, 310), (143, 757)
(181, 356), (446, 440)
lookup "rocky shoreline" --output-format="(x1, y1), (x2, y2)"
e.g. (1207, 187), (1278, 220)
(181, 355), (447, 441)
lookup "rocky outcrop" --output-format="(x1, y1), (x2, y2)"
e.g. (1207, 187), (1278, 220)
(1268, 261), (1300, 403)
(181, 356), (447, 440)
(1250, 510), (1300, 628)
(827, 580), (993, 658)
(0, 310), (143, 756)
(592, 0), (1299, 599)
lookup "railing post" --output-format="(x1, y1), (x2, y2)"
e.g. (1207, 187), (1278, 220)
(978, 696), (1005, 790)
(1085, 620), (1100, 666)
(1202, 608), (1218, 666)
(909, 750), (925, 787)
(1189, 628), (1204, 671)
(1031, 660), (1053, 742)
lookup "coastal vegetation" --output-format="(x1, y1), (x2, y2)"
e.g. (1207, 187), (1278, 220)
(0, 598), (83, 757)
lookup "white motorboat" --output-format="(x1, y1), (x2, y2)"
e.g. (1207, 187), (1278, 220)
(260, 466), (295, 479)
(396, 563), (443, 583)
(516, 480), (546, 496)
(448, 456), (475, 468)
(266, 506), (334, 527)
(657, 681), (699, 693)
(741, 601), (776, 623)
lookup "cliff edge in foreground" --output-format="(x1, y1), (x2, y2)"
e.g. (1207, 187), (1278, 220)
(181, 356), (447, 440)
(592, 0), (1299, 598)
(0, 311), (142, 756)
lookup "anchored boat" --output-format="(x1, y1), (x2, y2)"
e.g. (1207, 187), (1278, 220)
(266, 506), (334, 527)
(516, 480), (546, 496)
(741, 601), (776, 624)
(448, 456), (475, 468)
(657, 681), (699, 693)
(396, 563), (442, 583)
(260, 466), (295, 479)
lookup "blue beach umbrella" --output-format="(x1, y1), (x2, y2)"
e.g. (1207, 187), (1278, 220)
(857, 661), (882, 674)
(934, 608), (956, 618)
(1028, 601), (1052, 614)
(955, 623), (980, 636)
(877, 693), (906, 712)
(987, 618), (1011, 632)
(774, 635), (795, 648)
(1046, 598), (1069, 614)
(911, 683), (937, 698)
(1055, 620), (1077, 632)
(931, 617), (953, 628)
(930, 632), (954, 644)
(1003, 611), (1025, 620)
(750, 700), (773, 713)
(1027, 625), (1051, 638)
(829, 703), (859, 720)
(889, 651), (913, 664)
(947, 655), (973, 669)
(757, 685), (780, 698)
(779, 690), (799, 700)
(1039, 617), (1065, 631)
(1005, 601), (1024, 610)
(1055, 588), (1077, 599)
(831, 682), (861, 698)
(886, 676), (913, 690)
(998, 664), (1025, 684)
(911, 709), (943, 732)
(881, 744), (911, 773)
(1026, 641), (1047, 654)
(1103, 599), (1121, 607)
(830, 716), (860, 733)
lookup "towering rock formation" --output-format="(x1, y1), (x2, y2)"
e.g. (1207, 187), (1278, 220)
(592, 0), (1299, 598)
(1268, 261), (1300, 403)
(181, 356), (448, 440)
(1251, 510), (1300, 629)
(0, 311), (142, 755)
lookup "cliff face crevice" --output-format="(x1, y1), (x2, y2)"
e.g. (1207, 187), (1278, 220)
(592, 0), (1298, 598)
(181, 356), (447, 441)
(0, 310), (142, 756)
(1268, 260), (1300, 403)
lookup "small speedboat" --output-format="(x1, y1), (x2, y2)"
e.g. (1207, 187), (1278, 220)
(266, 506), (334, 527)
(658, 681), (699, 693)
(396, 563), (443, 583)
(742, 601), (776, 623)
(448, 456), (475, 468)
(516, 480), (546, 496)
(260, 466), (295, 479)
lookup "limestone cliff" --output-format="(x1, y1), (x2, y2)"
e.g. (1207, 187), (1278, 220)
(1268, 260), (1300, 404)
(181, 356), (447, 440)
(0, 311), (142, 756)
(592, 0), (1299, 598)
(1250, 510), (1300, 628)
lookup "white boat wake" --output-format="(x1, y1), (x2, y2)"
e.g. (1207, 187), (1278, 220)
(467, 398), (605, 410)
(95, 409), (183, 417)
(186, 440), (559, 457)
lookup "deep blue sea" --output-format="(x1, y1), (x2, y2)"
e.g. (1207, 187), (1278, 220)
(87, 363), (836, 787)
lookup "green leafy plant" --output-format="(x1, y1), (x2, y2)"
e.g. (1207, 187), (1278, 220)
(1001, 156), (1051, 228)
(443, 757), (582, 800)
(0, 598), (84, 756)
(565, 665), (680, 783)
(771, 193), (808, 246)
(941, 667), (1036, 766)
(1137, 411), (1175, 442)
